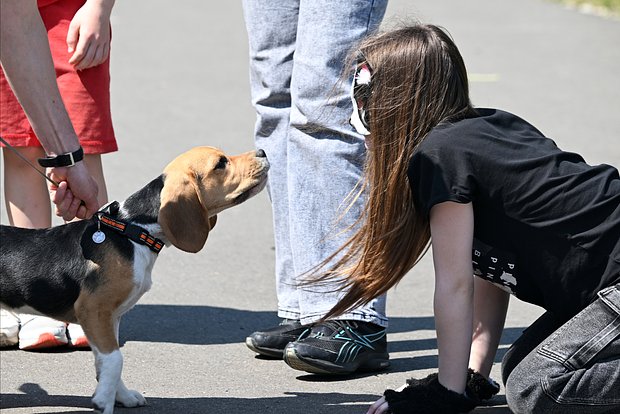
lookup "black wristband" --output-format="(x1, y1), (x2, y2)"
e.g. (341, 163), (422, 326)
(38, 146), (84, 168)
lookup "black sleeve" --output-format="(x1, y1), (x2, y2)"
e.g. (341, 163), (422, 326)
(407, 133), (477, 216)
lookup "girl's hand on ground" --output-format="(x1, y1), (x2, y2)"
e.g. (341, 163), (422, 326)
(367, 396), (389, 414)
(367, 383), (406, 413)
(66, 0), (114, 70)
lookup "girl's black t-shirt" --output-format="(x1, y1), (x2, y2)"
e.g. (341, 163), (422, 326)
(408, 108), (620, 319)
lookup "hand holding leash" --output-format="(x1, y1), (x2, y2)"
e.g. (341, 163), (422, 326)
(48, 162), (99, 221)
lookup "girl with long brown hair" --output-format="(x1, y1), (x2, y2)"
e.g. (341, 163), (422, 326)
(314, 24), (620, 414)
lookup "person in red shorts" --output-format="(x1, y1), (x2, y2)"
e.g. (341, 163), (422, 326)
(0, 0), (117, 351)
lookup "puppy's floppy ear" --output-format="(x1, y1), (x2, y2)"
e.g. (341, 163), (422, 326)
(159, 171), (211, 253)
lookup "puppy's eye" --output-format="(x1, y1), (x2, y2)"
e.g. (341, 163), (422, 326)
(214, 156), (228, 170)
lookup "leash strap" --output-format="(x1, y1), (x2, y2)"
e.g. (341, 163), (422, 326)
(0, 136), (60, 187)
(96, 208), (164, 253)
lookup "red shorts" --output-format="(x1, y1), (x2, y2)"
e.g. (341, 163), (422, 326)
(0, 0), (117, 155)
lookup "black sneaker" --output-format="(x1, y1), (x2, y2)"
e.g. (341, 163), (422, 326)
(283, 320), (389, 374)
(245, 319), (311, 358)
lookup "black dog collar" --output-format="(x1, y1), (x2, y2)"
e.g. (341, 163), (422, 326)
(38, 147), (84, 168)
(94, 201), (164, 253)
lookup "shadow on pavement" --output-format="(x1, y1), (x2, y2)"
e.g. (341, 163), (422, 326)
(0, 383), (512, 413)
(385, 326), (525, 374)
(119, 304), (525, 359)
(119, 304), (279, 346)
(119, 304), (443, 346)
(388, 326), (523, 353)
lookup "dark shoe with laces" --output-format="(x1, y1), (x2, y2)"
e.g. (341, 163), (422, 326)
(283, 320), (389, 374)
(245, 319), (311, 358)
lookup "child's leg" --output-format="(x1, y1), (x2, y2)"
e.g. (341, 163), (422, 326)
(3, 146), (69, 350)
(500, 311), (562, 385)
(3, 146), (51, 228)
(3, 147), (71, 350)
(504, 284), (620, 414)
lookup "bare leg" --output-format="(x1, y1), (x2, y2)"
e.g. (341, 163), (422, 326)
(2, 146), (51, 228)
(3, 147), (69, 349)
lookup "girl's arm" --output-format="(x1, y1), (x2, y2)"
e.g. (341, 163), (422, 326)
(369, 201), (502, 414)
(67, 0), (116, 70)
(429, 201), (475, 394)
(469, 277), (509, 378)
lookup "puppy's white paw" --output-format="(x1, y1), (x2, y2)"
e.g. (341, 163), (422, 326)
(92, 395), (114, 414)
(116, 388), (146, 408)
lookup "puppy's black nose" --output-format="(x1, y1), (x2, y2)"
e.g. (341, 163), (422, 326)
(256, 149), (267, 158)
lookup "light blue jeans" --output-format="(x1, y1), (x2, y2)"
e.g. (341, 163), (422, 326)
(241, 0), (388, 326)
(503, 284), (620, 413)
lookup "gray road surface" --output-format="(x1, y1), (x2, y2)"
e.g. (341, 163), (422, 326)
(1, 1), (619, 413)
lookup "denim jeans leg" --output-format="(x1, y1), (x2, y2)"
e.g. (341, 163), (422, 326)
(243, 0), (389, 326)
(504, 285), (620, 414)
(287, 0), (388, 326)
(501, 311), (564, 385)
(242, 1), (301, 317)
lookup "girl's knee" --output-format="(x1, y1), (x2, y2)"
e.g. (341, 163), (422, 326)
(504, 363), (551, 414)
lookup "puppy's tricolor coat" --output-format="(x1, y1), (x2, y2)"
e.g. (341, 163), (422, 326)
(0, 146), (269, 414)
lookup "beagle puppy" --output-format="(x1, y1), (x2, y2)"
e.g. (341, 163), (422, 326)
(0, 146), (269, 414)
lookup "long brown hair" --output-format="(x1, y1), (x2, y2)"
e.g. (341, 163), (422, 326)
(312, 24), (473, 319)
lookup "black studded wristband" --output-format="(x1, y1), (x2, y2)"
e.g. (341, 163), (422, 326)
(38, 146), (84, 168)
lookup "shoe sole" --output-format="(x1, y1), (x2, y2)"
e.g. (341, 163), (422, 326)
(245, 337), (284, 359)
(69, 337), (91, 348)
(284, 346), (390, 375)
(19, 332), (68, 350)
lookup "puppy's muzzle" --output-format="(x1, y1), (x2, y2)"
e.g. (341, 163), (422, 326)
(235, 149), (269, 204)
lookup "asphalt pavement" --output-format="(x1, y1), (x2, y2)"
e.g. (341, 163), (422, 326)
(1, 1), (619, 413)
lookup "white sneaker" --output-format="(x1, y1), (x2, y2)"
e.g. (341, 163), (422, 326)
(67, 323), (90, 348)
(0, 309), (20, 347)
(18, 314), (68, 350)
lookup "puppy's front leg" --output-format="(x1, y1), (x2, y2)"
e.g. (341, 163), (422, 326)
(91, 346), (124, 414)
(112, 317), (146, 408)
(91, 343), (146, 411)
(76, 299), (145, 413)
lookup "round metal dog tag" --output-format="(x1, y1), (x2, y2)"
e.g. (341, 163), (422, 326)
(92, 230), (106, 244)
